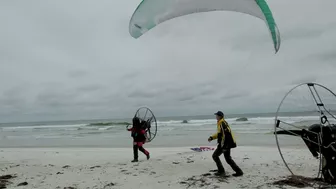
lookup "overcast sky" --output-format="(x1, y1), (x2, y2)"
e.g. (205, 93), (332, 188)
(0, 0), (336, 122)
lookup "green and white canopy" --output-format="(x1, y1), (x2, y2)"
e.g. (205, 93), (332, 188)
(129, 0), (281, 53)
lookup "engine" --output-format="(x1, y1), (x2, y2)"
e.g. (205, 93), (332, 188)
(302, 124), (336, 184)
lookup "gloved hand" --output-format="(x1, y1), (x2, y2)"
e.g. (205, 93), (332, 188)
(208, 136), (213, 142)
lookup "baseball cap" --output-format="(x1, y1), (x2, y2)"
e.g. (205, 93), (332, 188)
(214, 111), (224, 117)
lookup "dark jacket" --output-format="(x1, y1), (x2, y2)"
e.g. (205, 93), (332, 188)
(128, 127), (147, 142)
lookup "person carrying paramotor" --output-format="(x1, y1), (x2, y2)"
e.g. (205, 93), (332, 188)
(127, 117), (150, 162)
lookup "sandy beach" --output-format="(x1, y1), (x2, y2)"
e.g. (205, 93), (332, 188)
(0, 146), (329, 189)
(1, 114), (331, 189)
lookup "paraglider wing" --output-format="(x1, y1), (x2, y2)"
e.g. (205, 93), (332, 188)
(129, 0), (281, 53)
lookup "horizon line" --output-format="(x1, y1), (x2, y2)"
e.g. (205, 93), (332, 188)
(0, 110), (324, 125)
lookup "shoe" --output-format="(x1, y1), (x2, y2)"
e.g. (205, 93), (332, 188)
(131, 159), (138, 162)
(146, 154), (150, 160)
(232, 172), (243, 177)
(214, 171), (226, 176)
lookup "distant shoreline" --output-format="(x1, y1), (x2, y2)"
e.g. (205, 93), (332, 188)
(0, 110), (325, 126)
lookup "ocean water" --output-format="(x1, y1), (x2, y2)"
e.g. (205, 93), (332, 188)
(0, 112), (334, 148)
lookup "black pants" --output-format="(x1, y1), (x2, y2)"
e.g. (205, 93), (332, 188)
(133, 144), (148, 160)
(212, 145), (243, 174)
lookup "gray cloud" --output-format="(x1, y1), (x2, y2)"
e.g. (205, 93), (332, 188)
(76, 84), (105, 93)
(127, 89), (159, 99)
(220, 91), (249, 100)
(305, 50), (336, 63)
(0, 0), (336, 122)
(67, 70), (89, 78)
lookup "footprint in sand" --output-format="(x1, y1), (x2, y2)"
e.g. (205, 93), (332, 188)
(17, 181), (28, 186)
(104, 182), (116, 188)
(9, 164), (20, 168)
(180, 175), (212, 188)
(0, 174), (17, 188)
(89, 166), (101, 169)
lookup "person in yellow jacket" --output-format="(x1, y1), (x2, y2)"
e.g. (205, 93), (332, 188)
(208, 111), (243, 176)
